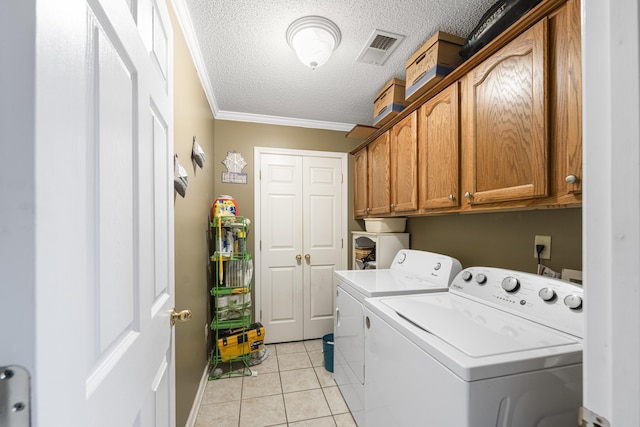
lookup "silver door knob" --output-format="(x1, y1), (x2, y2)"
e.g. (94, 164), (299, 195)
(390, 203), (395, 209)
(565, 175), (577, 184)
(448, 194), (456, 201)
(464, 192), (472, 199)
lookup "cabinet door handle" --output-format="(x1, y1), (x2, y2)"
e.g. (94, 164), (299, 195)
(390, 203), (395, 209)
(448, 194), (456, 201)
(464, 191), (473, 199)
(565, 174), (577, 184)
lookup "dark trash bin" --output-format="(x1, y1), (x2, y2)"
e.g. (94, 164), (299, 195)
(322, 333), (334, 373)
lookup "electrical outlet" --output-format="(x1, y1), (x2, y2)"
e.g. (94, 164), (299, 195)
(534, 235), (551, 260)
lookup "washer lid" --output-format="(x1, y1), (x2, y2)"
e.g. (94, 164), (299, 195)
(382, 294), (580, 357)
(335, 269), (447, 299)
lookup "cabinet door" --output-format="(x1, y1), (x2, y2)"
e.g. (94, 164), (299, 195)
(390, 111), (419, 213)
(418, 83), (460, 210)
(353, 147), (368, 218)
(549, 0), (582, 197)
(367, 132), (391, 215)
(462, 19), (548, 205)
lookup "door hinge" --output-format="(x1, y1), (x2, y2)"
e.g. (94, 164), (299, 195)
(341, 173), (344, 183)
(341, 238), (344, 249)
(0, 366), (30, 427)
(260, 309), (262, 321)
(579, 406), (610, 427)
(259, 169), (262, 180)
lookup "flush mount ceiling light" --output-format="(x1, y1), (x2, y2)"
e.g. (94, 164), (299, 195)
(286, 16), (341, 69)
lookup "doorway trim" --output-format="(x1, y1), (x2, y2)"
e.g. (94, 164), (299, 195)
(253, 147), (348, 330)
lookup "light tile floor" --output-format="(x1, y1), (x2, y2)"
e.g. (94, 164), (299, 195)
(195, 339), (357, 427)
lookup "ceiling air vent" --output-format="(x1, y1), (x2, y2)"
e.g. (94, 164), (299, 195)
(356, 30), (405, 66)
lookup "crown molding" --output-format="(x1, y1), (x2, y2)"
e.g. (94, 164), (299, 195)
(215, 110), (354, 132)
(170, 0), (220, 116)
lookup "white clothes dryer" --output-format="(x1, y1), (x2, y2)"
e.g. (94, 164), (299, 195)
(364, 266), (584, 427)
(334, 250), (462, 426)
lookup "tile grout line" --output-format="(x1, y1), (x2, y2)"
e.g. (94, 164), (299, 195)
(199, 339), (350, 427)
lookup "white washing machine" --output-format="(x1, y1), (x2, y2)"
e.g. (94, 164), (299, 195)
(334, 250), (462, 426)
(364, 266), (584, 427)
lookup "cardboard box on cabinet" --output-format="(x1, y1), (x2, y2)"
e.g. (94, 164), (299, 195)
(405, 31), (465, 103)
(373, 78), (408, 128)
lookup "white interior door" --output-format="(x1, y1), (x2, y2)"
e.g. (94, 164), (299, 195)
(256, 148), (347, 344)
(32, 1), (175, 425)
(303, 156), (343, 338)
(259, 153), (305, 343)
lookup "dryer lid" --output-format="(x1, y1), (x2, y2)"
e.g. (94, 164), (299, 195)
(382, 294), (580, 357)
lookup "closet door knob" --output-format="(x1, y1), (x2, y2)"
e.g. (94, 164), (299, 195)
(305, 254), (311, 261)
(296, 254), (302, 262)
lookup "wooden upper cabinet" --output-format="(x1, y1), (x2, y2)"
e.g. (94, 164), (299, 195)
(461, 19), (548, 206)
(549, 0), (582, 198)
(353, 147), (368, 218)
(351, 0), (581, 216)
(563, 0), (582, 195)
(390, 111), (419, 213)
(418, 83), (460, 210)
(367, 132), (391, 216)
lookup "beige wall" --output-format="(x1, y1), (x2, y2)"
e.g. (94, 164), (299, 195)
(212, 120), (362, 258)
(168, 3), (216, 426)
(408, 208), (582, 273)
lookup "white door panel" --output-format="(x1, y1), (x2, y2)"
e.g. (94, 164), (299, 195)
(308, 265), (335, 316)
(95, 22), (136, 354)
(267, 267), (303, 336)
(257, 149), (346, 343)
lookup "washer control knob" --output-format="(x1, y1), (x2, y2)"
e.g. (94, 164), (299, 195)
(538, 287), (556, 301)
(501, 277), (520, 292)
(461, 271), (473, 282)
(564, 294), (583, 310)
(475, 273), (487, 285)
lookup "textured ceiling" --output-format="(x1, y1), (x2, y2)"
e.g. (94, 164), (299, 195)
(179, 0), (497, 130)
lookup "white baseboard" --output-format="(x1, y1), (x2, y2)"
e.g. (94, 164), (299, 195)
(184, 363), (210, 427)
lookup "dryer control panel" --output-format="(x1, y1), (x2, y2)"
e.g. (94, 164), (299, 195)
(450, 267), (584, 338)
